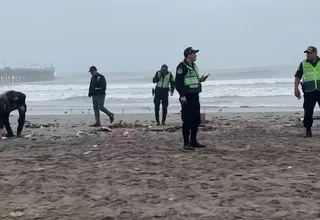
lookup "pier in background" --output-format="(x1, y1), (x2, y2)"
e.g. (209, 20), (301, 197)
(0, 67), (55, 84)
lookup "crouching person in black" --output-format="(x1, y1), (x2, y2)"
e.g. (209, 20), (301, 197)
(0, 91), (27, 137)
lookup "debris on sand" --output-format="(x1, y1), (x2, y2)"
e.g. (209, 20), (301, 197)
(165, 126), (181, 133)
(109, 122), (145, 129)
(25, 121), (59, 129)
(96, 127), (112, 132)
(34, 167), (45, 172)
(147, 127), (165, 132)
(146, 125), (181, 132)
(75, 131), (85, 138)
(145, 125), (214, 133)
(204, 125), (215, 131)
(10, 211), (23, 217)
(24, 133), (35, 139)
(84, 151), (92, 155)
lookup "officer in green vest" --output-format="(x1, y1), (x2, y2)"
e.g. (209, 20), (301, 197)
(152, 64), (175, 125)
(175, 47), (209, 150)
(294, 46), (320, 137)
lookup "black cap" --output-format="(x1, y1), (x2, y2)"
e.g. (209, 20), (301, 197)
(88, 66), (97, 72)
(161, 64), (168, 71)
(184, 47), (199, 57)
(304, 46), (317, 53)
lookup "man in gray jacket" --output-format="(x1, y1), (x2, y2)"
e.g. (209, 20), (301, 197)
(88, 66), (114, 126)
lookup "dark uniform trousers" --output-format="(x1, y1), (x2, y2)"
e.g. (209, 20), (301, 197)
(154, 87), (169, 122)
(181, 94), (200, 144)
(303, 90), (320, 129)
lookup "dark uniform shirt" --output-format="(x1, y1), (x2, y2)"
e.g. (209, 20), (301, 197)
(89, 73), (107, 96)
(175, 59), (199, 97)
(295, 57), (320, 79)
(0, 90), (27, 130)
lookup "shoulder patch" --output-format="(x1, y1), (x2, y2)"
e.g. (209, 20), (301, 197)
(177, 68), (183, 74)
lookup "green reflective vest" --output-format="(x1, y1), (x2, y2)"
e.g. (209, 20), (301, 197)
(302, 60), (320, 92)
(156, 71), (171, 88)
(183, 62), (201, 94)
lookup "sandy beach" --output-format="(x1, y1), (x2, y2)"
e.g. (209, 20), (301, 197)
(1, 111), (320, 219)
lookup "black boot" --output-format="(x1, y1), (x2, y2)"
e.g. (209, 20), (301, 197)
(155, 114), (160, 126)
(5, 126), (14, 137)
(191, 129), (205, 148)
(162, 115), (166, 125)
(182, 124), (194, 150)
(305, 128), (312, 137)
(90, 111), (101, 126)
(109, 113), (115, 124)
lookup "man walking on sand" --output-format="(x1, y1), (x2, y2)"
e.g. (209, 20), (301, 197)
(294, 46), (320, 137)
(152, 64), (175, 125)
(88, 66), (114, 126)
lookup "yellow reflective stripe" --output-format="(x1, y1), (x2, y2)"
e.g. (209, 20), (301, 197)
(184, 77), (199, 85)
(156, 72), (171, 87)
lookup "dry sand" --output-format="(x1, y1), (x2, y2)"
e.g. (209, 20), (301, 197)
(1, 112), (320, 219)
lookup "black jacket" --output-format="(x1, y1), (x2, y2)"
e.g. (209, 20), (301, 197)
(0, 90), (26, 112)
(0, 90), (27, 128)
(88, 73), (107, 97)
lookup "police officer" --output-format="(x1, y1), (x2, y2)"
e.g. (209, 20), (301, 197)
(175, 47), (208, 150)
(294, 46), (320, 137)
(88, 66), (114, 126)
(152, 64), (175, 125)
(0, 90), (27, 137)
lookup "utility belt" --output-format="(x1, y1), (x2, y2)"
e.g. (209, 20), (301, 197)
(185, 84), (202, 95)
(152, 87), (170, 96)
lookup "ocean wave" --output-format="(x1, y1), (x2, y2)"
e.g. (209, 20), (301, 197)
(204, 78), (292, 86)
(0, 78), (295, 102)
(2, 87), (295, 102)
(0, 77), (292, 91)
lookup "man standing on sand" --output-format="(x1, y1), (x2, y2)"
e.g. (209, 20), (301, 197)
(88, 66), (114, 126)
(175, 47), (209, 150)
(294, 46), (320, 137)
(152, 64), (175, 125)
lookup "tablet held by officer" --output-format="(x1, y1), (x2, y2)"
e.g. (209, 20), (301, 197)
(175, 47), (209, 150)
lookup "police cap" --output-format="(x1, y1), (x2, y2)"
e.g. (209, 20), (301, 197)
(304, 46), (317, 53)
(184, 47), (199, 58)
(88, 66), (98, 73)
(161, 64), (168, 71)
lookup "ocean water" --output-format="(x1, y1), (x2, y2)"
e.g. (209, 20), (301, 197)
(0, 66), (303, 115)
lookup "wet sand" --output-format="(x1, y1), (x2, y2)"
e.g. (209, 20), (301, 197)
(1, 112), (320, 219)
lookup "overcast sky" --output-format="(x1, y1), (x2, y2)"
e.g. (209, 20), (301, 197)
(0, 0), (318, 73)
